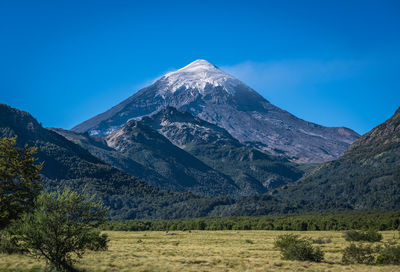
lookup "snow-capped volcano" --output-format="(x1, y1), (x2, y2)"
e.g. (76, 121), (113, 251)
(157, 59), (241, 96)
(72, 59), (359, 163)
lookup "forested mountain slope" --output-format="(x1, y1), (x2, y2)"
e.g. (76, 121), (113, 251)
(0, 104), (233, 219)
(219, 107), (400, 216)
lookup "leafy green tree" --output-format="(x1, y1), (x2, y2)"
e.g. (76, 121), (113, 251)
(0, 137), (42, 230)
(15, 188), (108, 271)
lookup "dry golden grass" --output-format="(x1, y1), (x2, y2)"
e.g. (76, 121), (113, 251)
(1, 230), (399, 271)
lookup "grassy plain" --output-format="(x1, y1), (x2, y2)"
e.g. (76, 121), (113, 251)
(1, 230), (399, 272)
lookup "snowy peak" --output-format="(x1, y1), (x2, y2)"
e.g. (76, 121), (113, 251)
(157, 59), (242, 96)
(178, 59), (218, 71)
(72, 59), (360, 163)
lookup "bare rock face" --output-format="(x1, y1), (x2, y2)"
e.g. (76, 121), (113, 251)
(104, 119), (241, 197)
(52, 122), (241, 198)
(55, 106), (304, 197)
(72, 59), (359, 163)
(141, 107), (304, 193)
(140, 106), (239, 148)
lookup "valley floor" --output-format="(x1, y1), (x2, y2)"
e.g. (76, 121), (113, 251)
(1, 230), (399, 272)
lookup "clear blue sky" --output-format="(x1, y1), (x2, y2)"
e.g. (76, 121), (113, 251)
(1, 0), (399, 134)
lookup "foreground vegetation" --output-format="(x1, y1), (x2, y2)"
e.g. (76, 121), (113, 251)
(1, 230), (400, 271)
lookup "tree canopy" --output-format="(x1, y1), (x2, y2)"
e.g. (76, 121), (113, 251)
(15, 188), (108, 271)
(0, 137), (42, 229)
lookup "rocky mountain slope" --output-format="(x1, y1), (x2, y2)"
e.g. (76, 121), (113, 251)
(52, 123), (240, 197)
(223, 107), (400, 215)
(54, 107), (305, 196)
(72, 59), (359, 162)
(141, 107), (304, 193)
(0, 104), (233, 219)
(49, 127), (176, 192)
(49, 120), (241, 197)
(104, 120), (240, 197)
(2, 103), (397, 218)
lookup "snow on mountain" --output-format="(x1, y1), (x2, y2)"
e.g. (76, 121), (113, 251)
(72, 59), (360, 163)
(157, 59), (241, 97)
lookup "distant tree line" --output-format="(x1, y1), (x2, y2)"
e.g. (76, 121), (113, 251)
(103, 211), (400, 231)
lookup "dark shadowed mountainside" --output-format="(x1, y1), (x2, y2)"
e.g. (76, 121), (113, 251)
(52, 123), (241, 197)
(141, 107), (304, 194)
(1, 104), (397, 219)
(0, 104), (234, 219)
(218, 107), (400, 216)
(104, 119), (240, 197)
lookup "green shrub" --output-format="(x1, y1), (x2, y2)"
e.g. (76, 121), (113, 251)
(14, 188), (108, 272)
(85, 232), (109, 251)
(342, 243), (375, 264)
(376, 244), (400, 265)
(0, 230), (25, 254)
(274, 234), (324, 262)
(344, 230), (382, 242)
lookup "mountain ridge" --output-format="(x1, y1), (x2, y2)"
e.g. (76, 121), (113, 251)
(141, 106), (304, 193)
(72, 59), (359, 162)
(1, 103), (398, 218)
(203, 106), (400, 217)
(270, 106), (400, 211)
(0, 103), (235, 219)
(105, 118), (241, 197)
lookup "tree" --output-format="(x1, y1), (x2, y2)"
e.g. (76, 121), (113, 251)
(14, 188), (108, 271)
(0, 136), (42, 230)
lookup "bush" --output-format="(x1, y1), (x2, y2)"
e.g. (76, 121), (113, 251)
(376, 244), (400, 265)
(0, 230), (25, 254)
(14, 188), (108, 271)
(342, 243), (375, 264)
(274, 234), (324, 262)
(86, 232), (109, 251)
(344, 230), (382, 242)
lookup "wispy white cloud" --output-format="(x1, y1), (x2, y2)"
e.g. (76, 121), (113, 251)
(221, 59), (365, 96)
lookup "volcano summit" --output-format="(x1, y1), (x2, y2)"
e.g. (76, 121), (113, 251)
(72, 59), (359, 162)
